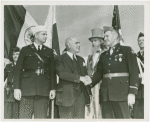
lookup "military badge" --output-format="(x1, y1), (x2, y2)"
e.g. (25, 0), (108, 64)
(118, 54), (123, 62)
(115, 55), (118, 61)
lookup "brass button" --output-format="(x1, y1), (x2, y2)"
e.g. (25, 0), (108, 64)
(110, 77), (112, 79)
(109, 58), (111, 60)
(108, 64), (111, 66)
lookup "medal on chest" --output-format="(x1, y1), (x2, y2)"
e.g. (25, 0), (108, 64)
(118, 54), (123, 62)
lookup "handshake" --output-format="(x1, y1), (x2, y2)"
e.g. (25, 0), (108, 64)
(80, 76), (92, 86)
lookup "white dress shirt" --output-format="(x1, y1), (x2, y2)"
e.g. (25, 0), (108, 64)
(66, 51), (77, 60)
(34, 42), (43, 50)
(92, 49), (101, 69)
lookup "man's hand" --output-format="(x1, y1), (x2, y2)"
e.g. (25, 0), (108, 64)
(128, 93), (135, 106)
(49, 90), (56, 99)
(80, 76), (92, 86)
(14, 89), (21, 100)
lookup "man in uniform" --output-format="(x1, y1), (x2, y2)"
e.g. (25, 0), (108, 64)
(133, 32), (144, 119)
(92, 26), (139, 118)
(13, 26), (56, 119)
(55, 37), (92, 118)
(4, 47), (20, 119)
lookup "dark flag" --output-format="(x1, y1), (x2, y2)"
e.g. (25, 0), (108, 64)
(112, 5), (124, 44)
(4, 5), (26, 60)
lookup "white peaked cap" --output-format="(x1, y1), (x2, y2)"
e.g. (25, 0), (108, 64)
(32, 26), (47, 35)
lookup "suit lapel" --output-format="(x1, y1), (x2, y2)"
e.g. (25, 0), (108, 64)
(76, 56), (84, 75)
(63, 53), (74, 72)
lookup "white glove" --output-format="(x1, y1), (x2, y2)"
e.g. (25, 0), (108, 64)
(128, 93), (135, 106)
(80, 76), (92, 86)
(14, 89), (21, 100)
(49, 90), (56, 99)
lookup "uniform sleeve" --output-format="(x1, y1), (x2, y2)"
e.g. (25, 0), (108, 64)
(13, 48), (25, 89)
(50, 51), (57, 90)
(127, 47), (139, 95)
(86, 55), (93, 77)
(55, 56), (80, 83)
(92, 55), (103, 87)
(4, 64), (8, 81)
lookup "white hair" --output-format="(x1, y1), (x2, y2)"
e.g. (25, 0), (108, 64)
(65, 37), (77, 48)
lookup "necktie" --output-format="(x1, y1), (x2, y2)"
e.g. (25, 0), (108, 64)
(141, 51), (144, 57)
(110, 47), (113, 55)
(73, 54), (81, 74)
(38, 45), (41, 53)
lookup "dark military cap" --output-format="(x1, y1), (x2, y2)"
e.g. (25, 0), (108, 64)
(12, 47), (20, 53)
(138, 32), (144, 39)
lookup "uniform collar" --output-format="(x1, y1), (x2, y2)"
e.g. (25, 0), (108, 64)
(106, 43), (120, 55)
(110, 43), (120, 50)
(34, 42), (43, 50)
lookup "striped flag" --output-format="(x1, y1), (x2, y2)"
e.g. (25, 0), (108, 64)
(112, 5), (124, 45)
(45, 6), (60, 56)
(4, 5), (37, 60)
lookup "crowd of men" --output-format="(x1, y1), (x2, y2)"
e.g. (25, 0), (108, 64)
(4, 25), (144, 119)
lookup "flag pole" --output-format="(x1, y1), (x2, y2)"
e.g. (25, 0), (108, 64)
(51, 99), (54, 119)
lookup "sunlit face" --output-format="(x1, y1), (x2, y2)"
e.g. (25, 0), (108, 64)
(36, 31), (47, 43)
(69, 38), (80, 54)
(91, 38), (103, 48)
(104, 31), (115, 47)
(138, 36), (144, 48)
(12, 52), (20, 62)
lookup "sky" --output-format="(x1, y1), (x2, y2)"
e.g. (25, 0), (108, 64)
(24, 5), (144, 58)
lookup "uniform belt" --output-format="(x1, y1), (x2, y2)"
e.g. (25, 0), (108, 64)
(35, 69), (47, 75)
(103, 73), (129, 78)
(24, 68), (47, 75)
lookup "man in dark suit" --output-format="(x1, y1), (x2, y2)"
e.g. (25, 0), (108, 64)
(133, 32), (144, 119)
(4, 47), (20, 119)
(13, 26), (56, 119)
(55, 37), (92, 119)
(92, 26), (139, 118)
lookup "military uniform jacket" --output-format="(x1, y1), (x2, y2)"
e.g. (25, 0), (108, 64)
(55, 53), (92, 107)
(4, 63), (16, 102)
(92, 43), (139, 102)
(136, 51), (144, 99)
(13, 44), (56, 97)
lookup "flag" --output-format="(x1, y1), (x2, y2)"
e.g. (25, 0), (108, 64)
(45, 6), (60, 56)
(44, 6), (60, 119)
(4, 5), (26, 60)
(112, 5), (124, 45)
(4, 5), (37, 61)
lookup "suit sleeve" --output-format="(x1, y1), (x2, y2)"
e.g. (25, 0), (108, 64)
(55, 56), (80, 83)
(127, 47), (139, 95)
(13, 48), (25, 89)
(92, 55), (103, 87)
(50, 50), (56, 90)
